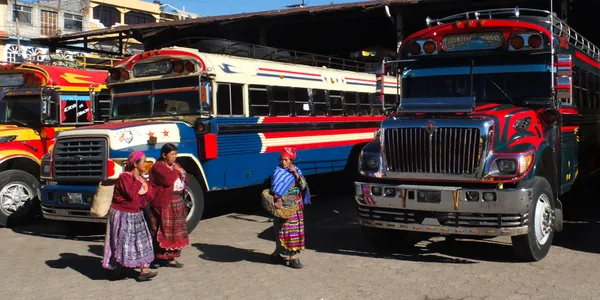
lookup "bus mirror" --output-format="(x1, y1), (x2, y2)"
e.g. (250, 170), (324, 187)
(89, 88), (97, 121)
(41, 89), (52, 119)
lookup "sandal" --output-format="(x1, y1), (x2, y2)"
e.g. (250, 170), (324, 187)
(136, 271), (158, 282)
(287, 258), (304, 269)
(167, 261), (184, 268)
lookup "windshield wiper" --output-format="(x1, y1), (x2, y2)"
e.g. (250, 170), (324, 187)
(483, 74), (515, 104)
(9, 117), (29, 127)
(120, 112), (144, 122)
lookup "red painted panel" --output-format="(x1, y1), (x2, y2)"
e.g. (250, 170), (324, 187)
(203, 133), (218, 160)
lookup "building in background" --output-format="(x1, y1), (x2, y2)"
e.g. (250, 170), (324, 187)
(1, 0), (200, 63)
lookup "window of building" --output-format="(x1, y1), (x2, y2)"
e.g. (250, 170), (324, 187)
(344, 92), (358, 115)
(292, 88), (310, 116)
(312, 89), (327, 115)
(270, 86), (291, 116)
(249, 85), (269, 116)
(93, 5), (121, 28)
(13, 5), (32, 24)
(124, 11), (156, 25)
(64, 13), (83, 31)
(329, 90), (344, 116)
(41, 10), (58, 37)
(216, 83), (243, 116)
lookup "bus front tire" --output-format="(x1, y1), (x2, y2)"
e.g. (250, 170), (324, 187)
(184, 174), (204, 234)
(511, 176), (555, 262)
(0, 170), (40, 227)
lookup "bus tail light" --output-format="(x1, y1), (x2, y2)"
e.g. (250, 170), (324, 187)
(173, 61), (184, 73)
(201, 133), (218, 160)
(110, 69), (121, 81)
(408, 42), (421, 55)
(185, 61), (195, 72)
(423, 41), (436, 54)
(120, 69), (130, 80)
(510, 35), (524, 50)
(528, 34), (542, 48)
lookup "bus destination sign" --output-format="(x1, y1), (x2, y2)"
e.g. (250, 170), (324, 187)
(441, 32), (504, 52)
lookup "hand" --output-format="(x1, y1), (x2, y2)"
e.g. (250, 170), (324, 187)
(138, 181), (148, 195)
(287, 165), (297, 174)
(274, 198), (283, 209)
(174, 164), (185, 175)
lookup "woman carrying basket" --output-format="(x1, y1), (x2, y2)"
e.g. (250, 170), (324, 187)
(268, 147), (311, 269)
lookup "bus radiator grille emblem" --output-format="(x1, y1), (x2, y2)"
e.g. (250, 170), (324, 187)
(425, 120), (437, 134)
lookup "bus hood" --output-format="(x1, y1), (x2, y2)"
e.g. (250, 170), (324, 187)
(0, 125), (40, 142)
(56, 121), (189, 150)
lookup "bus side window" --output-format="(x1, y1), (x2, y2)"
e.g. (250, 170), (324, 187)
(358, 92), (371, 115)
(312, 89), (327, 116)
(371, 93), (383, 115)
(344, 92), (358, 116)
(216, 83), (243, 116)
(592, 75), (600, 109)
(270, 86), (291, 116)
(384, 94), (399, 110)
(329, 90), (344, 116)
(572, 67), (580, 108)
(95, 91), (111, 122)
(249, 85), (269, 116)
(292, 88), (310, 116)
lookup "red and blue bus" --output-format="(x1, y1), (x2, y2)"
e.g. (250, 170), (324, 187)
(39, 40), (400, 232)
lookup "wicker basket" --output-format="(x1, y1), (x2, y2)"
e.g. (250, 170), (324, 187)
(261, 189), (298, 219)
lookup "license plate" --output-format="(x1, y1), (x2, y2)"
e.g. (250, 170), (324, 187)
(66, 193), (83, 204)
(417, 190), (441, 203)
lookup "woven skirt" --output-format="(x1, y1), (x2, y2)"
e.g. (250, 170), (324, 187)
(148, 195), (190, 259)
(273, 209), (305, 256)
(102, 207), (155, 269)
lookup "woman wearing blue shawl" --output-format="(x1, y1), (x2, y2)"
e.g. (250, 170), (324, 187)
(270, 147), (311, 269)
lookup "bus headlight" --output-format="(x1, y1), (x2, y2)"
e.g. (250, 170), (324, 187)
(361, 154), (380, 172)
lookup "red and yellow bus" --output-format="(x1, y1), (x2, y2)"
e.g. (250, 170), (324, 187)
(0, 61), (113, 226)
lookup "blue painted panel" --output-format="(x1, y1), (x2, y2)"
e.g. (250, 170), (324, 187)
(408, 64), (550, 77)
(202, 145), (352, 190)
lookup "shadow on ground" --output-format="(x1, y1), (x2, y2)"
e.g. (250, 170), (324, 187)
(45, 253), (108, 280)
(192, 243), (274, 265)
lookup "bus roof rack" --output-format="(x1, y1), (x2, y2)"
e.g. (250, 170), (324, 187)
(425, 7), (600, 61)
(22, 53), (121, 70)
(180, 37), (377, 73)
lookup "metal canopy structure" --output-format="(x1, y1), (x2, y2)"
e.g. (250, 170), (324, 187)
(33, 0), (591, 61)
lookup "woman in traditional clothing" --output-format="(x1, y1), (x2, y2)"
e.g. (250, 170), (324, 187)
(148, 143), (190, 269)
(270, 147), (311, 269)
(102, 151), (157, 282)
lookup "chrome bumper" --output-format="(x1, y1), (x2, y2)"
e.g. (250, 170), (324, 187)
(355, 182), (533, 236)
(41, 206), (107, 223)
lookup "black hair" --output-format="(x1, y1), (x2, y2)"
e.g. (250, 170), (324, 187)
(160, 143), (178, 159)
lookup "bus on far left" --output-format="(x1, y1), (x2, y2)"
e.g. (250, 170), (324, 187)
(0, 56), (116, 227)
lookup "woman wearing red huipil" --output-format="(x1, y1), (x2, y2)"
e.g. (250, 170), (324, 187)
(102, 151), (158, 282)
(148, 143), (190, 269)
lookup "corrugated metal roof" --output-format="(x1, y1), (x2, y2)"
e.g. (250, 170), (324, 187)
(37, 0), (423, 43)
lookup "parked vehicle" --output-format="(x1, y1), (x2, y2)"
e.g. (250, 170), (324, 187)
(40, 40), (400, 233)
(0, 60), (113, 226)
(355, 7), (597, 261)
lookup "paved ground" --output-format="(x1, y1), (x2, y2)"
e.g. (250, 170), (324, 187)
(2, 181), (600, 300)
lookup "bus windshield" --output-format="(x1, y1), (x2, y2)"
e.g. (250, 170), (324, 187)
(400, 55), (552, 104)
(111, 76), (207, 120)
(0, 96), (41, 126)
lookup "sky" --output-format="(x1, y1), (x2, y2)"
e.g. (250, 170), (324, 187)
(156, 0), (361, 17)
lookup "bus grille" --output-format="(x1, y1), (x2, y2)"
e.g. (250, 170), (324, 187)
(53, 138), (107, 181)
(384, 127), (481, 174)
